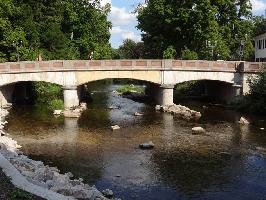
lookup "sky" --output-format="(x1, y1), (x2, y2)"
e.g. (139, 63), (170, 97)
(103, 0), (266, 48)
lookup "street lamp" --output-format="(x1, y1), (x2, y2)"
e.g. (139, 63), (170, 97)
(239, 34), (248, 61)
(12, 40), (23, 62)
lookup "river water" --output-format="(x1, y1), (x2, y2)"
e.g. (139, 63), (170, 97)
(5, 83), (266, 200)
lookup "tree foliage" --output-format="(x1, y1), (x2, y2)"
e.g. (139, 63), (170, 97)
(112, 39), (145, 59)
(137, 0), (255, 60)
(0, 0), (112, 62)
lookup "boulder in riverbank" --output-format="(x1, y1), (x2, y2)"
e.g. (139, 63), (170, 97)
(155, 104), (202, 121)
(102, 189), (114, 198)
(63, 110), (81, 118)
(63, 103), (88, 118)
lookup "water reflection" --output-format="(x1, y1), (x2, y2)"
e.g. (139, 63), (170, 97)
(6, 83), (266, 200)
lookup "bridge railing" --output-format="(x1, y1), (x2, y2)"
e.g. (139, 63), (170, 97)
(0, 60), (263, 73)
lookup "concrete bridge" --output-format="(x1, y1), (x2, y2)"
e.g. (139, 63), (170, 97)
(0, 60), (262, 108)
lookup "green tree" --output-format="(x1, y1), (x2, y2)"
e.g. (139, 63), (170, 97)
(137, 0), (254, 60)
(0, 0), (112, 62)
(117, 39), (145, 59)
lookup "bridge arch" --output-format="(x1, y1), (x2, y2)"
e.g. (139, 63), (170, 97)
(75, 71), (161, 86)
(0, 71), (78, 87)
(163, 71), (236, 85)
(173, 79), (241, 104)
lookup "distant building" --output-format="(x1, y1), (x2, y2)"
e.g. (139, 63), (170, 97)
(255, 32), (266, 62)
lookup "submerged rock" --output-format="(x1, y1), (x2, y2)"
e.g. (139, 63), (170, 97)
(139, 141), (155, 149)
(111, 125), (120, 131)
(239, 117), (249, 125)
(192, 127), (206, 135)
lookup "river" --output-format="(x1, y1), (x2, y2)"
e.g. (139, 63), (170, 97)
(5, 83), (266, 200)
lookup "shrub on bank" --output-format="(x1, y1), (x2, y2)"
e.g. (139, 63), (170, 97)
(48, 99), (64, 110)
(33, 82), (64, 110)
(234, 69), (266, 115)
(117, 85), (145, 94)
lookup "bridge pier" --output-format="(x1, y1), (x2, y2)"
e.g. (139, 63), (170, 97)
(158, 84), (174, 106)
(63, 86), (80, 108)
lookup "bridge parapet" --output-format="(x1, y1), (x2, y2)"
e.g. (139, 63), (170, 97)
(0, 60), (264, 74)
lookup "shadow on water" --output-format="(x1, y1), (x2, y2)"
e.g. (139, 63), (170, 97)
(5, 82), (266, 200)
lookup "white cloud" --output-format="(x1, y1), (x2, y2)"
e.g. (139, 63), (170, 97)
(110, 26), (123, 34)
(251, 0), (266, 12)
(110, 6), (136, 26)
(111, 26), (141, 43)
(121, 31), (141, 41)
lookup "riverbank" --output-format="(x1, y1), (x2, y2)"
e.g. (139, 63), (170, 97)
(0, 169), (44, 200)
(0, 108), (117, 200)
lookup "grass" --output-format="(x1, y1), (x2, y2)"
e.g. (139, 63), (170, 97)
(117, 84), (145, 94)
(0, 170), (43, 200)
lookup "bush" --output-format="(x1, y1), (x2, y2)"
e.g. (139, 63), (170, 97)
(163, 46), (177, 59)
(33, 82), (63, 103)
(33, 82), (63, 110)
(117, 84), (145, 94)
(234, 69), (266, 114)
(48, 99), (64, 110)
(175, 81), (205, 96)
(181, 48), (198, 60)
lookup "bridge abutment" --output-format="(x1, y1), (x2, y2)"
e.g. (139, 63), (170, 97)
(63, 86), (80, 108)
(0, 85), (15, 107)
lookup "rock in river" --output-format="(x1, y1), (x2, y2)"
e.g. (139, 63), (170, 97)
(134, 112), (143, 116)
(53, 110), (62, 115)
(239, 117), (250, 125)
(63, 110), (81, 118)
(139, 141), (155, 149)
(192, 127), (206, 135)
(111, 125), (120, 131)
(155, 104), (201, 121)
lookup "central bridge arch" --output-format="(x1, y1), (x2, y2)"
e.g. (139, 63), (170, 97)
(75, 70), (161, 86)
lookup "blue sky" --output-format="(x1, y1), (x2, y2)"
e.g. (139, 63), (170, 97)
(104, 0), (266, 48)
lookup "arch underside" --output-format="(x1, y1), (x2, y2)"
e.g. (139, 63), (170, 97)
(163, 71), (235, 85)
(75, 71), (162, 85)
(0, 72), (76, 87)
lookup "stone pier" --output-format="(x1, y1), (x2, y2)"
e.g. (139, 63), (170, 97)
(158, 84), (174, 106)
(63, 86), (80, 108)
